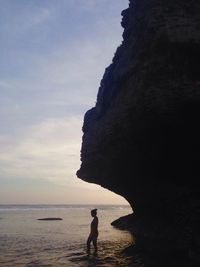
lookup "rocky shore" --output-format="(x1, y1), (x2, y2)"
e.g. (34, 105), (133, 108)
(112, 210), (200, 266)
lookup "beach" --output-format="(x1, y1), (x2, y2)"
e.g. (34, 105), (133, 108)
(0, 205), (135, 267)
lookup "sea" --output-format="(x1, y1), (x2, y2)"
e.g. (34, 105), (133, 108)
(0, 204), (138, 267)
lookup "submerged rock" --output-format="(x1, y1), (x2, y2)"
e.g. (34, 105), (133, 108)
(77, 0), (200, 264)
(37, 218), (63, 221)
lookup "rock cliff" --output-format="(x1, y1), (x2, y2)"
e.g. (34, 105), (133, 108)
(77, 0), (200, 264)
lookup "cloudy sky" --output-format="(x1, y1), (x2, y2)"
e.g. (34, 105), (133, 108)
(0, 0), (128, 205)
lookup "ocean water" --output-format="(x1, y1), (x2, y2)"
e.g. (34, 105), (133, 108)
(0, 205), (136, 267)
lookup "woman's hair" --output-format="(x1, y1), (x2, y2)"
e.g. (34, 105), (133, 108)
(91, 209), (97, 215)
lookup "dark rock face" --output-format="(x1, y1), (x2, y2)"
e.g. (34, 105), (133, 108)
(77, 0), (200, 263)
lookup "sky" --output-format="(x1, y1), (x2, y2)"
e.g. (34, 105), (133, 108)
(0, 0), (129, 205)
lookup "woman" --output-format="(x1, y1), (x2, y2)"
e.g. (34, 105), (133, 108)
(87, 208), (98, 253)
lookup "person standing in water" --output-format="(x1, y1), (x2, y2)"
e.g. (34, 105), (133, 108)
(87, 209), (98, 253)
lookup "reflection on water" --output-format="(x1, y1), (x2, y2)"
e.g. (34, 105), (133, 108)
(67, 241), (144, 267)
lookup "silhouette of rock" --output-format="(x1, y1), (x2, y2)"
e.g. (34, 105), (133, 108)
(77, 0), (200, 264)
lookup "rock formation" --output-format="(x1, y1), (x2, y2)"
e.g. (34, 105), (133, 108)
(37, 218), (63, 221)
(77, 0), (200, 264)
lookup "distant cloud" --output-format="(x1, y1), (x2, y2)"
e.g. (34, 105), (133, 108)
(0, 116), (82, 184)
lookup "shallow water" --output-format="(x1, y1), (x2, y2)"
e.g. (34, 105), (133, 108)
(0, 205), (136, 267)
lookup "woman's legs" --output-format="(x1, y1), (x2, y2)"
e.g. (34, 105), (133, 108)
(92, 237), (98, 252)
(87, 234), (98, 252)
(87, 234), (92, 252)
